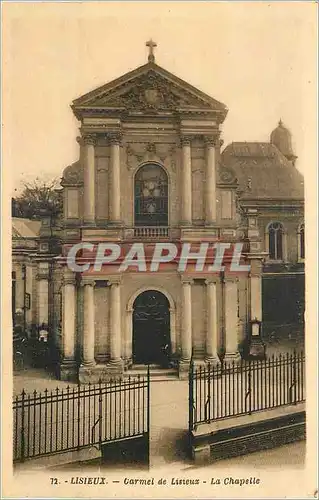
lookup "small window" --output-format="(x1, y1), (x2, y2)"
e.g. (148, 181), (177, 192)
(268, 222), (284, 260)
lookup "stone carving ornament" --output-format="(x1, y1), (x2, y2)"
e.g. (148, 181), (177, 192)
(97, 72), (202, 111)
(126, 143), (177, 173)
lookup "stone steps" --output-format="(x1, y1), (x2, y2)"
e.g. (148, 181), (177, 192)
(125, 365), (179, 381)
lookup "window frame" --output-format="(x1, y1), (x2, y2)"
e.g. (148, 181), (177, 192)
(133, 162), (169, 227)
(265, 221), (286, 262)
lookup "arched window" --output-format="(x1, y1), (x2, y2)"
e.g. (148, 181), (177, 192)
(268, 222), (284, 260)
(134, 163), (168, 226)
(298, 223), (305, 260)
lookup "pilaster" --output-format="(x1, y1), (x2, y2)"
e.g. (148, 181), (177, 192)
(109, 133), (122, 226)
(223, 276), (241, 363)
(60, 270), (77, 382)
(180, 136), (192, 226)
(179, 277), (193, 378)
(83, 134), (96, 225)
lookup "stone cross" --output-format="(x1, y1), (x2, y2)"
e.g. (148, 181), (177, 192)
(146, 39), (157, 62)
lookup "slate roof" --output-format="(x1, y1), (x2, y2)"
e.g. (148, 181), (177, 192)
(221, 142), (304, 201)
(12, 218), (41, 238)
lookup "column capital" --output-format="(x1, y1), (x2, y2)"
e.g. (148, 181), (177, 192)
(82, 133), (97, 146)
(108, 132), (122, 146)
(180, 135), (192, 147)
(108, 276), (122, 286)
(63, 274), (76, 286)
(203, 135), (219, 147)
(205, 278), (218, 286)
(80, 277), (96, 287)
(181, 276), (194, 285)
(223, 275), (239, 284)
(36, 272), (49, 281)
(249, 271), (262, 278)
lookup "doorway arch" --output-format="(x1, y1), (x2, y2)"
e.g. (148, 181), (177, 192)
(123, 286), (176, 364)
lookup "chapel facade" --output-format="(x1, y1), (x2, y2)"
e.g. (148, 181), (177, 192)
(13, 42), (304, 382)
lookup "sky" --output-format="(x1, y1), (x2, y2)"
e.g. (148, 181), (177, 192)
(3, 2), (317, 194)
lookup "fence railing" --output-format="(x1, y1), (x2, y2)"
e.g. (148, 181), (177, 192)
(189, 351), (305, 431)
(13, 371), (150, 463)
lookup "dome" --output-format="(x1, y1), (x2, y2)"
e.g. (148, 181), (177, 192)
(270, 120), (296, 162)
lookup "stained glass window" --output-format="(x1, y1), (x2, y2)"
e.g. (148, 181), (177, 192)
(134, 163), (168, 226)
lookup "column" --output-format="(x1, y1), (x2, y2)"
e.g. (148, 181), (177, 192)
(109, 133), (122, 225)
(250, 274), (262, 322)
(83, 134), (96, 225)
(62, 272), (76, 361)
(181, 278), (193, 362)
(250, 258), (263, 322)
(204, 136), (217, 225)
(224, 277), (241, 362)
(180, 136), (192, 226)
(205, 279), (219, 363)
(81, 278), (96, 366)
(109, 277), (122, 364)
(37, 262), (49, 327)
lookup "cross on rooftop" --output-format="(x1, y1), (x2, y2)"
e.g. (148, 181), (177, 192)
(146, 39), (157, 63)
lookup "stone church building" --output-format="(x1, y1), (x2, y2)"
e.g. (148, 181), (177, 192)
(13, 42), (304, 382)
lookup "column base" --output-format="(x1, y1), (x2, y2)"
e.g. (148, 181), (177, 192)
(107, 358), (124, 377)
(108, 220), (123, 227)
(223, 352), (242, 364)
(178, 359), (191, 379)
(59, 360), (78, 382)
(78, 360), (124, 384)
(205, 355), (220, 366)
(83, 219), (96, 227)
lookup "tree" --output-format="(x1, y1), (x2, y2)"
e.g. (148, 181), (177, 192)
(12, 178), (62, 220)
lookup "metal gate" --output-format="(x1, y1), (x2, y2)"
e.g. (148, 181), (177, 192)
(189, 351), (305, 432)
(13, 368), (150, 463)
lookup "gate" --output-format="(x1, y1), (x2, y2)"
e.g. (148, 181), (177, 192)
(13, 368), (150, 463)
(189, 351), (305, 431)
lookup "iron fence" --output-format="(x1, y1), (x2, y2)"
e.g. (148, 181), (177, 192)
(13, 369), (150, 463)
(189, 351), (305, 430)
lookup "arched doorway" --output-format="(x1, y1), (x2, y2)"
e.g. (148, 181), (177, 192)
(133, 290), (170, 366)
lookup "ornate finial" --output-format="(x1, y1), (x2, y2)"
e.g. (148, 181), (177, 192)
(146, 39), (157, 62)
(278, 118), (283, 127)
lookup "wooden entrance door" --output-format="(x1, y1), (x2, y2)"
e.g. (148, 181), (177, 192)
(133, 290), (170, 366)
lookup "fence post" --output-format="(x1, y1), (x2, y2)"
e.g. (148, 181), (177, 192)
(147, 365), (150, 438)
(77, 384), (81, 451)
(207, 363), (211, 422)
(188, 359), (194, 431)
(20, 389), (26, 462)
(293, 349), (297, 405)
(248, 361), (252, 415)
(98, 379), (102, 445)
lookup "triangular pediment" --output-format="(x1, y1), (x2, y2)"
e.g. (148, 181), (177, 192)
(72, 62), (227, 116)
